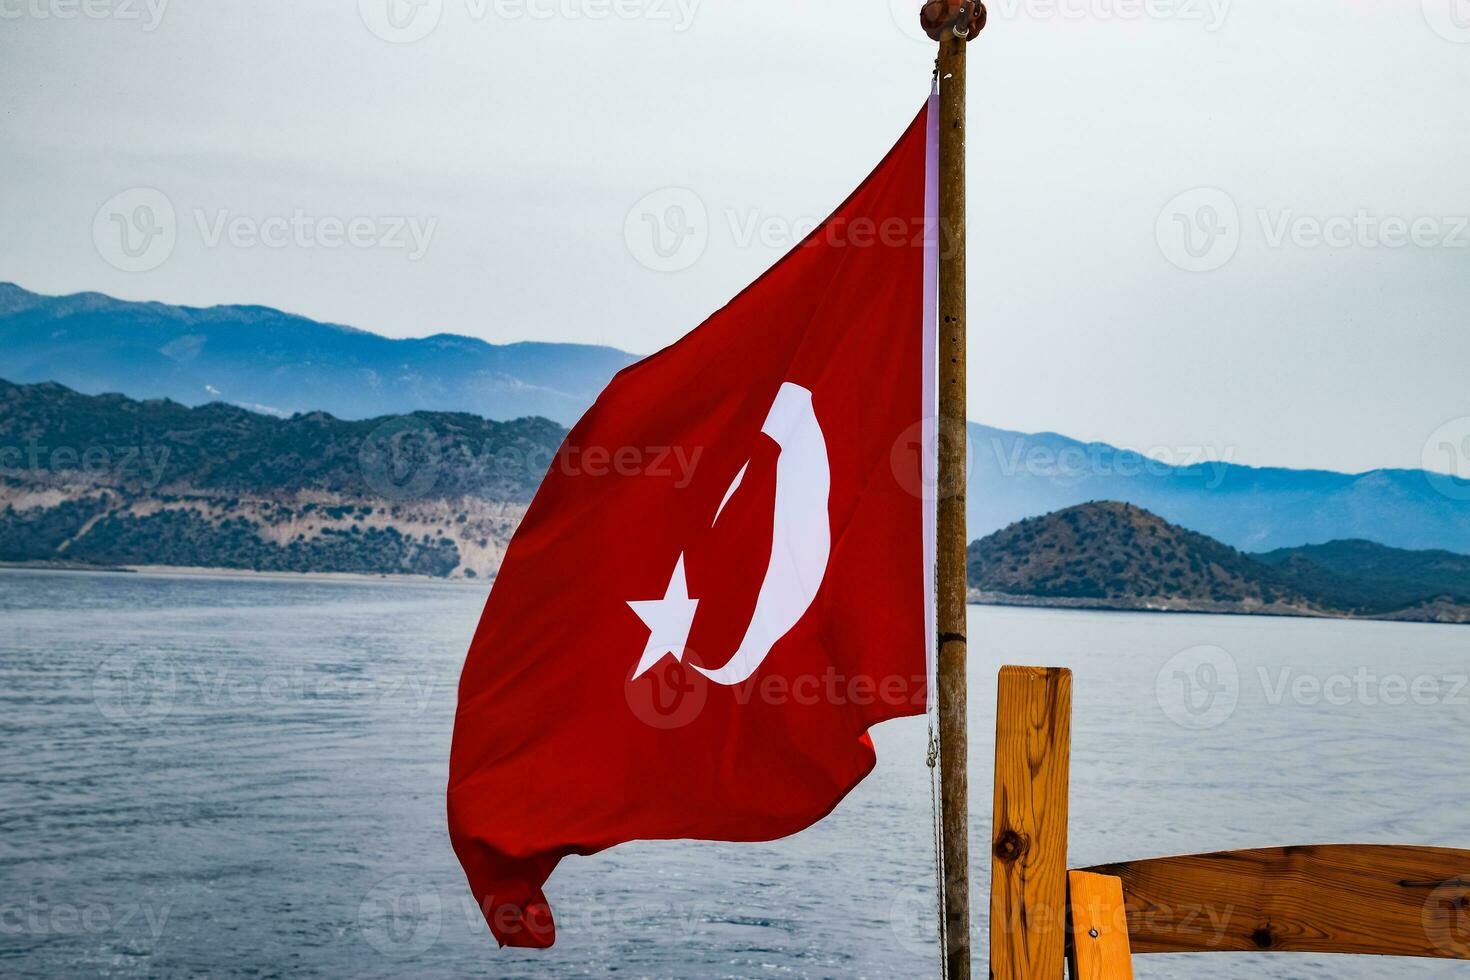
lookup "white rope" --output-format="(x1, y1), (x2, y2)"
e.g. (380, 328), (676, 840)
(927, 721), (949, 980)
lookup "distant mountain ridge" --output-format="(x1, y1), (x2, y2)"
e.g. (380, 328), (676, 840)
(0, 283), (638, 426)
(1255, 539), (1470, 615)
(968, 502), (1470, 624)
(6, 282), (1470, 557)
(6, 378), (1470, 613)
(967, 424), (1470, 554)
(0, 378), (564, 578)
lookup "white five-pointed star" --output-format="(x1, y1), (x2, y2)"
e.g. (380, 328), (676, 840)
(627, 554), (700, 680)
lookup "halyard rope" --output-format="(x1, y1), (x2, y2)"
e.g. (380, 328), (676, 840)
(927, 720), (949, 980)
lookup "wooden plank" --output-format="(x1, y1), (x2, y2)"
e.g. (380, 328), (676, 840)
(1066, 871), (1136, 979)
(1087, 844), (1470, 959)
(990, 666), (1072, 980)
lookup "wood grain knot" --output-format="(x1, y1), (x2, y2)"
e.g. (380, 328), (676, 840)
(993, 829), (1027, 863)
(1250, 926), (1274, 949)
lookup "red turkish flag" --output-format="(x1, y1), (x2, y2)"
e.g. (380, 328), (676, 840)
(448, 96), (939, 948)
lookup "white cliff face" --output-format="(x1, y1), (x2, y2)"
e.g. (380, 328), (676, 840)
(0, 373), (564, 579)
(0, 480), (528, 580)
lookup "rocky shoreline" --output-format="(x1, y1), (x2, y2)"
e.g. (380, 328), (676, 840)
(969, 590), (1470, 626)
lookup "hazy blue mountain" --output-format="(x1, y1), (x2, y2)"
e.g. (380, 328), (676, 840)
(5, 283), (1468, 557)
(0, 283), (638, 426)
(968, 424), (1470, 554)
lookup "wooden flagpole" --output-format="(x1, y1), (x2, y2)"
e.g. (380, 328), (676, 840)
(935, 6), (972, 980)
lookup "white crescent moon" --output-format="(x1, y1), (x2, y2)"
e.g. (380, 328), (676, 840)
(692, 382), (831, 686)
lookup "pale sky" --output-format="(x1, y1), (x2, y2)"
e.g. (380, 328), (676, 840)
(1, 0), (1467, 474)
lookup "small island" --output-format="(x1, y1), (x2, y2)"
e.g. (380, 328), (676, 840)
(969, 501), (1470, 625)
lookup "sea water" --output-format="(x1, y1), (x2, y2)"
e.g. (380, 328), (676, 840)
(1, 568), (1467, 978)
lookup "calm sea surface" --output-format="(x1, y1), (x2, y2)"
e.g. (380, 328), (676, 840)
(2, 568), (1467, 979)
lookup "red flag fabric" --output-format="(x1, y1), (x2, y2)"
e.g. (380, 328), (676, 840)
(448, 96), (939, 949)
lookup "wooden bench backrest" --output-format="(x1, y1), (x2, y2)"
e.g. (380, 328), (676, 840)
(990, 665), (1470, 978)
